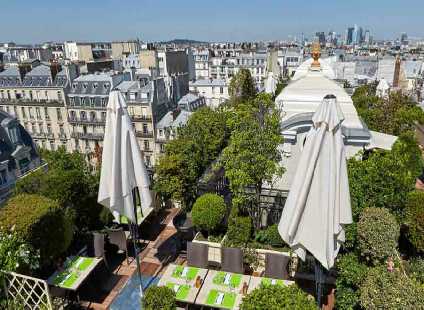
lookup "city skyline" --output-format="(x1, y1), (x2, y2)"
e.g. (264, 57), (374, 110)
(1, 0), (424, 43)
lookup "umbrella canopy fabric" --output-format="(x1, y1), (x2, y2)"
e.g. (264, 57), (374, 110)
(265, 72), (277, 94)
(98, 91), (153, 224)
(278, 96), (352, 270)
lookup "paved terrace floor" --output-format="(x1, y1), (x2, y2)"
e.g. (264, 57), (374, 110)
(80, 207), (180, 310)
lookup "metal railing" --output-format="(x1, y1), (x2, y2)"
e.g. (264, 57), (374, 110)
(71, 132), (104, 140)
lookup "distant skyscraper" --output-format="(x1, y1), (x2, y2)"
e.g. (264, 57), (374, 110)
(357, 27), (364, 44)
(364, 30), (371, 45)
(401, 33), (408, 45)
(316, 32), (326, 45)
(346, 27), (354, 45)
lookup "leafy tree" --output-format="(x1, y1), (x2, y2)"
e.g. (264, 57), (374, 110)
(348, 133), (422, 220)
(142, 286), (176, 310)
(191, 193), (226, 233)
(273, 76), (289, 100)
(240, 284), (316, 310)
(254, 224), (285, 247)
(229, 68), (257, 103)
(360, 267), (424, 309)
(357, 207), (399, 265)
(406, 258), (424, 285)
(0, 194), (73, 264)
(15, 147), (104, 232)
(154, 107), (228, 209)
(0, 231), (40, 276)
(221, 93), (283, 228)
(352, 85), (424, 136)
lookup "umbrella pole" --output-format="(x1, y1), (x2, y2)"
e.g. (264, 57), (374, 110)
(132, 188), (144, 299)
(314, 258), (325, 308)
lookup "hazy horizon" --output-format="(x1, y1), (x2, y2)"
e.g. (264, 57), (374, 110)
(2, 0), (423, 44)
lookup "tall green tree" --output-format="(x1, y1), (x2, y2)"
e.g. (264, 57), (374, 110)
(221, 93), (283, 228)
(15, 147), (104, 232)
(229, 69), (257, 103)
(154, 107), (228, 210)
(352, 85), (424, 136)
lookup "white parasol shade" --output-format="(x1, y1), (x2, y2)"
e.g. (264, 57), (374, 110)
(98, 91), (153, 224)
(265, 72), (277, 94)
(278, 95), (352, 270)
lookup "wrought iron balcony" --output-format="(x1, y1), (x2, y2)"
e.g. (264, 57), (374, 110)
(71, 132), (104, 141)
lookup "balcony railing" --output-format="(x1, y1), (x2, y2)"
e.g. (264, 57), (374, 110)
(68, 117), (106, 125)
(131, 115), (152, 122)
(135, 131), (154, 138)
(71, 132), (104, 141)
(0, 98), (64, 106)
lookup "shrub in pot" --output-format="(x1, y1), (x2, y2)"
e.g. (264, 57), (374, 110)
(191, 193), (226, 234)
(240, 284), (316, 310)
(142, 285), (176, 310)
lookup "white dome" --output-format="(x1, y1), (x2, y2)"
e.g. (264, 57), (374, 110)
(292, 57), (336, 81)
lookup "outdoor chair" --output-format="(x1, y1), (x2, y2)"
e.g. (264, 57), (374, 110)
(264, 253), (290, 280)
(107, 228), (130, 265)
(92, 232), (109, 269)
(221, 247), (243, 274)
(187, 241), (208, 268)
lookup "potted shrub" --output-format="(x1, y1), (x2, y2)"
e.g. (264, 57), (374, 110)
(240, 284), (316, 310)
(142, 286), (176, 310)
(191, 193), (226, 237)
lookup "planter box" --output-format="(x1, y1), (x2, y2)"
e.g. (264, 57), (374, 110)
(193, 232), (226, 264)
(192, 232), (297, 276)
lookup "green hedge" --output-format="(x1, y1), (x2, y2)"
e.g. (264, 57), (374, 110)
(226, 216), (252, 246)
(240, 284), (316, 310)
(405, 190), (424, 253)
(142, 286), (176, 310)
(191, 193), (226, 233)
(335, 253), (368, 310)
(0, 194), (73, 263)
(357, 207), (399, 265)
(255, 224), (284, 247)
(360, 267), (424, 309)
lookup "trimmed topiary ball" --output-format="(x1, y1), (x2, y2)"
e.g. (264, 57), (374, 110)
(191, 193), (226, 233)
(357, 207), (399, 265)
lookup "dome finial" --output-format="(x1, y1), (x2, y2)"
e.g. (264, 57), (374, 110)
(311, 42), (321, 69)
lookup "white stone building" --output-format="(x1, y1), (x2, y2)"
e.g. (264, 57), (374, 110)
(189, 79), (229, 108)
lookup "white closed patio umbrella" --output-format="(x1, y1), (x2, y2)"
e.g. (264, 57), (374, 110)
(278, 94), (352, 304)
(98, 90), (153, 298)
(265, 72), (277, 94)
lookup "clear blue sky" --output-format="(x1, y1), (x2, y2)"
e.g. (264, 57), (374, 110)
(2, 0), (423, 43)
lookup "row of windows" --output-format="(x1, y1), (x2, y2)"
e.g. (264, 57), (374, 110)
(69, 97), (108, 107)
(0, 89), (63, 102)
(72, 82), (110, 91)
(0, 106), (63, 121)
(69, 110), (107, 121)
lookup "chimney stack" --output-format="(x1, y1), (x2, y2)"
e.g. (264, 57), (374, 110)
(393, 55), (401, 89)
(50, 60), (62, 81)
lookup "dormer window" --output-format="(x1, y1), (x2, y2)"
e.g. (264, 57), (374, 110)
(104, 84), (109, 90)
(72, 83), (77, 89)
(93, 83), (98, 89)
(83, 83), (88, 89)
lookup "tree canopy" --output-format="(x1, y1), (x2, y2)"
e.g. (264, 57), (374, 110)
(221, 93), (283, 228)
(352, 84), (424, 136)
(229, 68), (257, 103)
(154, 107), (228, 209)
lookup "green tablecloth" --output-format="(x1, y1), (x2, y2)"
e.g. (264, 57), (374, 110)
(212, 271), (242, 288)
(166, 282), (191, 301)
(172, 265), (199, 281)
(51, 257), (95, 288)
(206, 289), (236, 309)
(261, 277), (286, 287)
